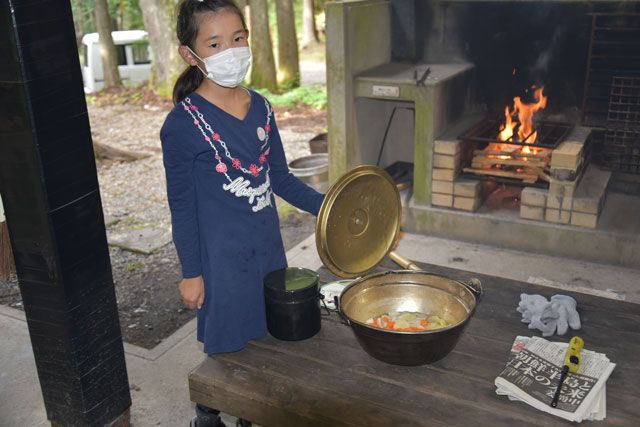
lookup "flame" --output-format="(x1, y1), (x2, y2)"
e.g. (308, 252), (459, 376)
(499, 106), (516, 141)
(496, 86), (547, 144)
(513, 86), (547, 142)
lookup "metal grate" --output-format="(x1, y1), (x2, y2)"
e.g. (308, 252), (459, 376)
(460, 118), (573, 149)
(582, 13), (640, 126)
(607, 76), (640, 125)
(592, 127), (640, 174)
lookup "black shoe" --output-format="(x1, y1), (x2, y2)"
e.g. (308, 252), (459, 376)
(191, 415), (227, 427)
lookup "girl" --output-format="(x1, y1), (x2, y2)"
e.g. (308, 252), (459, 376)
(160, 1), (324, 426)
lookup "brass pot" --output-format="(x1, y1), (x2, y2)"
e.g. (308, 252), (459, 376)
(336, 270), (482, 366)
(316, 165), (484, 365)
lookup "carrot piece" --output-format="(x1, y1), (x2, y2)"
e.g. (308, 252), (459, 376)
(383, 320), (396, 330)
(420, 319), (428, 326)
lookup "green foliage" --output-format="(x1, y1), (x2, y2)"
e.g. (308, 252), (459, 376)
(253, 84), (327, 109)
(71, 0), (145, 34)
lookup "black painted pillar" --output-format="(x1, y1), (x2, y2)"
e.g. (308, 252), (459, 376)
(0, 1), (131, 426)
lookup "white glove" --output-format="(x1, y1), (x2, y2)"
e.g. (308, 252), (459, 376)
(517, 293), (548, 324)
(517, 293), (581, 337)
(550, 294), (581, 331)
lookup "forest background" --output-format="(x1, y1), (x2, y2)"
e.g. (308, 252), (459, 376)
(72, 0), (330, 102)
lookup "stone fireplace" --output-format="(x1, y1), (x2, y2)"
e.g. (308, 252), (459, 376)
(326, 0), (640, 268)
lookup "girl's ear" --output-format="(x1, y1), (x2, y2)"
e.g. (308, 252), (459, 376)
(179, 45), (199, 66)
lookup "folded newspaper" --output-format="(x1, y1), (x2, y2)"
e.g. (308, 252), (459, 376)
(495, 336), (616, 423)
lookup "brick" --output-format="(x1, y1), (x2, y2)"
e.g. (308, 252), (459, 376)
(434, 139), (463, 155)
(549, 179), (579, 197)
(453, 179), (481, 197)
(550, 127), (591, 169)
(431, 193), (453, 207)
(453, 196), (479, 212)
(432, 168), (457, 181)
(520, 187), (547, 207)
(551, 142), (583, 169)
(571, 211), (598, 228)
(432, 180), (454, 194)
(550, 165), (581, 181)
(520, 205), (544, 221)
(545, 208), (571, 224)
(546, 194), (573, 211)
(433, 152), (462, 169)
(572, 165), (611, 215)
(572, 198), (599, 215)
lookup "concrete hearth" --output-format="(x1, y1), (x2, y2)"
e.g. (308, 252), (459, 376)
(326, 0), (640, 269)
(402, 190), (640, 269)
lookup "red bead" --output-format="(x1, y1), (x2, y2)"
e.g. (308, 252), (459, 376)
(213, 133), (220, 141)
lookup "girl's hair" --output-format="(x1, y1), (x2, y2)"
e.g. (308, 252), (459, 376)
(173, 0), (248, 105)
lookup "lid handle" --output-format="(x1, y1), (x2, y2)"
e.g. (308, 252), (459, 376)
(388, 250), (422, 271)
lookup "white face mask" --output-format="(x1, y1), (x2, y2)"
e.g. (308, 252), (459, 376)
(187, 46), (252, 88)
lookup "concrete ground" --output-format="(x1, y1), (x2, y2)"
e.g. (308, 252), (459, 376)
(1, 232), (639, 427)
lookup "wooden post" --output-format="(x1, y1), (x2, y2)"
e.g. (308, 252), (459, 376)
(0, 1), (131, 426)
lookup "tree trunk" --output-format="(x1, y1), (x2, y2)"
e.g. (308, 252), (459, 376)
(275, 0), (299, 87)
(72, 0), (86, 51)
(249, 0), (277, 92)
(0, 221), (16, 280)
(94, 0), (122, 89)
(139, 0), (183, 95)
(301, 0), (319, 48)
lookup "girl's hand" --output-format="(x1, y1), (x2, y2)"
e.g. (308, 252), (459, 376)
(179, 276), (205, 310)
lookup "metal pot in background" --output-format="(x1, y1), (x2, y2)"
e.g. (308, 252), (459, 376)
(288, 153), (329, 193)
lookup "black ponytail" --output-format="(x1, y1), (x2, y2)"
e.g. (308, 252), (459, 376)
(173, 65), (204, 106)
(173, 0), (248, 105)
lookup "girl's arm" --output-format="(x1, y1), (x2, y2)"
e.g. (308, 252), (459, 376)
(267, 114), (325, 215)
(161, 119), (202, 279)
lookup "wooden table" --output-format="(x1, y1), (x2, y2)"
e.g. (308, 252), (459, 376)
(189, 260), (640, 426)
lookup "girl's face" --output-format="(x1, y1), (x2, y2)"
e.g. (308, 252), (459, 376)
(191, 9), (248, 60)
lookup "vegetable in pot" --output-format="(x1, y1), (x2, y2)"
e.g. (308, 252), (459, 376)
(366, 311), (449, 331)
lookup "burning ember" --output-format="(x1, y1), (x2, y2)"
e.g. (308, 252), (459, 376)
(465, 86), (552, 184)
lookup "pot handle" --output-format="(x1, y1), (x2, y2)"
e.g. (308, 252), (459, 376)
(318, 292), (331, 316)
(465, 278), (484, 299)
(333, 296), (350, 325)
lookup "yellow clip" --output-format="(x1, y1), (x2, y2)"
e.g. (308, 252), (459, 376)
(564, 336), (584, 373)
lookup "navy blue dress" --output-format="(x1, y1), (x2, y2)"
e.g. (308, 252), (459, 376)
(161, 90), (324, 354)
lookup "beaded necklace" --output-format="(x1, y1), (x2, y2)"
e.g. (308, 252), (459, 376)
(181, 93), (273, 180)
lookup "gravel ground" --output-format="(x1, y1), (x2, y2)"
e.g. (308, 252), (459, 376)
(0, 88), (327, 349)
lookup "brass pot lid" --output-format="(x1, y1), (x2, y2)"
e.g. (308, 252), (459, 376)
(316, 165), (401, 278)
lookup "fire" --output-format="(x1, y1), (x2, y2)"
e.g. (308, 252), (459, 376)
(499, 106), (516, 141)
(468, 85), (552, 184)
(512, 86), (547, 142)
